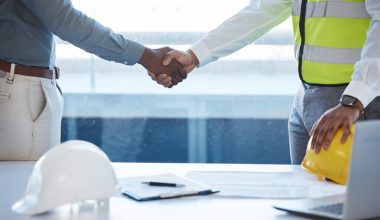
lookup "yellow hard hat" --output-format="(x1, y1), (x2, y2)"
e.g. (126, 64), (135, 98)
(301, 125), (355, 185)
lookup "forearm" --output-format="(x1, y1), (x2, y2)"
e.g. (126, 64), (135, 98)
(344, 0), (380, 107)
(190, 0), (291, 67)
(21, 0), (144, 65)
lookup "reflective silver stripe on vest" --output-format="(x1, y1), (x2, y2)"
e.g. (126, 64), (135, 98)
(294, 44), (362, 64)
(292, 0), (369, 18)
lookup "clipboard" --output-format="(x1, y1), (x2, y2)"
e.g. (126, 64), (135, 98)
(119, 173), (219, 201)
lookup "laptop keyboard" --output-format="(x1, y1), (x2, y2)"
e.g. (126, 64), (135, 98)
(310, 203), (344, 215)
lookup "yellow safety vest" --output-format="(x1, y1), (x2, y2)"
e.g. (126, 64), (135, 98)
(292, 0), (370, 85)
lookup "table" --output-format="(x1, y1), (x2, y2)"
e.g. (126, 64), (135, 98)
(1, 162), (337, 220)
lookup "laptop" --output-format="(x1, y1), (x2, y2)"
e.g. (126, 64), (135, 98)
(273, 120), (380, 220)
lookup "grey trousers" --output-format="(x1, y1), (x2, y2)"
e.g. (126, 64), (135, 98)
(288, 83), (380, 164)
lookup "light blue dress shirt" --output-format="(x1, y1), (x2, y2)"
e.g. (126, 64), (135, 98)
(0, 0), (145, 69)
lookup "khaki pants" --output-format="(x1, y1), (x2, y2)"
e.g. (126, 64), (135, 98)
(0, 69), (64, 160)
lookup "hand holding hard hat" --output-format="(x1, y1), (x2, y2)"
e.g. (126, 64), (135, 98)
(302, 125), (355, 185)
(309, 104), (361, 154)
(12, 140), (120, 215)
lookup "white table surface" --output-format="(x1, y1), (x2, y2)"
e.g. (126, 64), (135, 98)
(0, 162), (337, 220)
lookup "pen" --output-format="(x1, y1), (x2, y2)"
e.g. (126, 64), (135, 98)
(141, 181), (186, 187)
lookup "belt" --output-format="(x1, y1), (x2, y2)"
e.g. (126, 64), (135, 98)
(0, 60), (60, 80)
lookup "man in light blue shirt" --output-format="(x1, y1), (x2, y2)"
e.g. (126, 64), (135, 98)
(0, 0), (185, 160)
(0, 0), (185, 78)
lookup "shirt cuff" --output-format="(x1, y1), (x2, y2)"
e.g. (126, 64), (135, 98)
(190, 41), (215, 67)
(118, 41), (145, 65)
(343, 80), (377, 108)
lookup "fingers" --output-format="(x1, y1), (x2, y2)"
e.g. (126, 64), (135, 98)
(310, 118), (324, 151)
(171, 64), (184, 83)
(147, 47), (191, 87)
(156, 74), (171, 87)
(310, 105), (359, 154)
(160, 48), (191, 86)
(313, 122), (329, 154)
(178, 65), (187, 79)
(340, 121), (351, 144)
(166, 59), (186, 85)
(149, 70), (182, 88)
(163, 50), (197, 74)
(148, 71), (173, 88)
(171, 74), (178, 86)
(321, 124), (339, 150)
(310, 118), (319, 137)
(173, 70), (183, 82)
(155, 74), (169, 81)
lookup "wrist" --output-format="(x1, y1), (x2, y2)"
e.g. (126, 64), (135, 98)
(138, 47), (153, 69)
(353, 100), (364, 115)
(354, 99), (363, 112)
(339, 95), (364, 115)
(187, 49), (199, 67)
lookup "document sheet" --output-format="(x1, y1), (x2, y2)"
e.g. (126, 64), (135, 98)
(186, 171), (346, 199)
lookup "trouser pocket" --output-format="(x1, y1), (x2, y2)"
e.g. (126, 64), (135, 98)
(56, 82), (63, 96)
(28, 81), (47, 122)
(30, 79), (63, 158)
(0, 71), (11, 100)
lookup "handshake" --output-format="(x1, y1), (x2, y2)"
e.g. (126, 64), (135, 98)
(138, 47), (199, 88)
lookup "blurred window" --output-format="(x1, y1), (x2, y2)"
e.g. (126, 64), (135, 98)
(60, 0), (296, 164)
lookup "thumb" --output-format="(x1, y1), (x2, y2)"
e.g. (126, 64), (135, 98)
(163, 50), (181, 66)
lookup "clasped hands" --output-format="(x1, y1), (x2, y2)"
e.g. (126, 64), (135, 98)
(139, 47), (198, 88)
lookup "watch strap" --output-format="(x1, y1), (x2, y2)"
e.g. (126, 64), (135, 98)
(340, 95), (364, 115)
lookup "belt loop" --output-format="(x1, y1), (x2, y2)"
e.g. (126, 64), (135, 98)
(51, 68), (56, 85)
(7, 63), (15, 84)
(54, 67), (60, 79)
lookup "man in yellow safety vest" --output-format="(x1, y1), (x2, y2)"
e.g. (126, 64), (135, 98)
(151, 0), (380, 164)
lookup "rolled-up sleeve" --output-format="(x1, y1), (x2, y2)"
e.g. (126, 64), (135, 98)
(21, 0), (145, 65)
(190, 0), (292, 67)
(344, 0), (380, 107)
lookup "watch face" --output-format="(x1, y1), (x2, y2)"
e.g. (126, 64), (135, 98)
(341, 95), (357, 107)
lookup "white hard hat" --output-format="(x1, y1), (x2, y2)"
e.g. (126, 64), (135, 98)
(12, 140), (120, 215)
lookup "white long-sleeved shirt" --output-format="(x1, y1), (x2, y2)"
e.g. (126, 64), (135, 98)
(190, 0), (380, 107)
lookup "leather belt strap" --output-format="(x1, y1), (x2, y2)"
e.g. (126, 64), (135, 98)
(0, 60), (60, 79)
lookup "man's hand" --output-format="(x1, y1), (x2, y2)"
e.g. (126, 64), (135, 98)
(163, 49), (199, 73)
(148, 49), (199, 88)
(138, 47), (187, 87)
(309, 103), (362, 154)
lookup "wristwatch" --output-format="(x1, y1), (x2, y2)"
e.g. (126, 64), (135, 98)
(339, 95), (364, 114)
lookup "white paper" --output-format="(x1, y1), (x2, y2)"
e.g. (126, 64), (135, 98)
(119, 173), (213, 200)
(185, 171), (346, 199)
